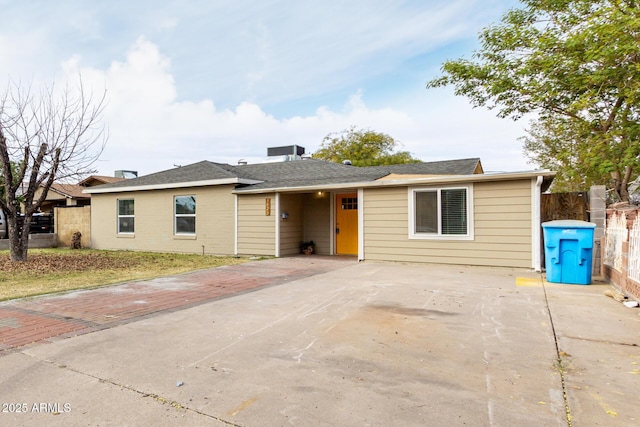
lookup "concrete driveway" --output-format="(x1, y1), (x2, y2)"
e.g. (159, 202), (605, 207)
(0, 258), (638, 426)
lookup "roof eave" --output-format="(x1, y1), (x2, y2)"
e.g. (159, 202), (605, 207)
(48, 186), (88, 199)
(85, 178), (263, 194)
(48, 187), (73, 198)
(232, 170), (556, 194)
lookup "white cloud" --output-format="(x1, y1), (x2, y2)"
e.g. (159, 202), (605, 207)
(219, 0), (484, 106)
(57, 38), (531, 177)
(0, 0), (518, 109)
(1, 1), (532, 177)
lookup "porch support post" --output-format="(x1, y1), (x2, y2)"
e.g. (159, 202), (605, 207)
(275, 192), (280, 257)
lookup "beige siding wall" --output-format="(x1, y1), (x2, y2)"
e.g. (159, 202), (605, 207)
(55, 206), (91, 248)
(363, 180), (533, 268)
(279, 194), (303, 256)
(237, 193), (276, 256)
(302, 193), (331, 255)
(36, 187), (64, 203)
(91, 185), (235, 254)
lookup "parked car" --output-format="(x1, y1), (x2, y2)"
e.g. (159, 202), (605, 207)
(28, 213), (54, 234)
(0, 211), (54, 239)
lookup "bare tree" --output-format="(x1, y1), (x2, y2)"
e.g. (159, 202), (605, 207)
(0, 79), (106, 261)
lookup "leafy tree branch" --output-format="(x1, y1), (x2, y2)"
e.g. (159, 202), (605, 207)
(428, 0), (640, 199)
(313, 126), (420, 167)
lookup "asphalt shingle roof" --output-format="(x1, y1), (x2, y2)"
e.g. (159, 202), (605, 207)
(49, 183), (89, 199)
(233, 160), (389, 191)
(92, 161), (240, 190)
(367, 158), (482, 175)
(90, 158), (482, 192)
(78, 175), (127, 186)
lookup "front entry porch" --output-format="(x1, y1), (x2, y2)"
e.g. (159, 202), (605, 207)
(276, 191), (359, 258)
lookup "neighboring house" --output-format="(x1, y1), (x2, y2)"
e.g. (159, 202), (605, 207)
(28, 175), (127, 248)
(86, 158), (554, 270)
(37, 175), (127, 212)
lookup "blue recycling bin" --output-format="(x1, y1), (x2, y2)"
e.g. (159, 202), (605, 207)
(542, 220), (596, 285)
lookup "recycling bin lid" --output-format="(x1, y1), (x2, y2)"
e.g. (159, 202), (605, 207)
(541, 220), (596, 229)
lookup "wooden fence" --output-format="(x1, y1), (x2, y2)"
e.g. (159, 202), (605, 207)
(541, 192), (589, 223)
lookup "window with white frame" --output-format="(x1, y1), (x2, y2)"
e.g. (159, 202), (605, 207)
(175, 195), (196, 235)
(409, 186), (473, 239)
(117, 199), (135, 234)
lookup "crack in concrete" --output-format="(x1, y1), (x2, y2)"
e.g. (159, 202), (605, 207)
(22, 351), (244, 427)
(541, 278), (573, 427)
(562, 335), (638, 347)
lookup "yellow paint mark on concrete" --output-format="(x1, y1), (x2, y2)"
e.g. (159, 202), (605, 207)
(590, 392), (619, 417)
(516, 277), (542, 287)
(628, 369), (640, 374)
(227, 396), (259, 417)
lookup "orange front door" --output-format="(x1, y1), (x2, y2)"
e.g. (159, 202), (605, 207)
(336, 193), (358, 255)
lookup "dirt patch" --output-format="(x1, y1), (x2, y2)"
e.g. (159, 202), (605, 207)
(324, 303), (437, 352)
(0, 250), (249, 301)
(0, 252), (135, 274)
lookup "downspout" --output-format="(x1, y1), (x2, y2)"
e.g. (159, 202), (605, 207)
(275, 193), (280, 257)
(532, 176), (543, 271)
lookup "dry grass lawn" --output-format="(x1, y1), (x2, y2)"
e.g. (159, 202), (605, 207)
(0, 248), (250, 301)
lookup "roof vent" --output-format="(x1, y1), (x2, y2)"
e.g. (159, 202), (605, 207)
(342, 160), (352, 166)
(237, 159), (248, 165)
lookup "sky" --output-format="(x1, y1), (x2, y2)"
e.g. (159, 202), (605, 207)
(0, 0), (534, 177)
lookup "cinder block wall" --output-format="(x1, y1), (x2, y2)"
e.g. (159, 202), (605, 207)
(590, 185), (606, 276)
(54, 206), (91, 248)
(0, 234), (57, 250)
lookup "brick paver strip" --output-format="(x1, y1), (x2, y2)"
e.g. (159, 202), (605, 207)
(0, 310), (87, 348)
(0, 257), (353, 354)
